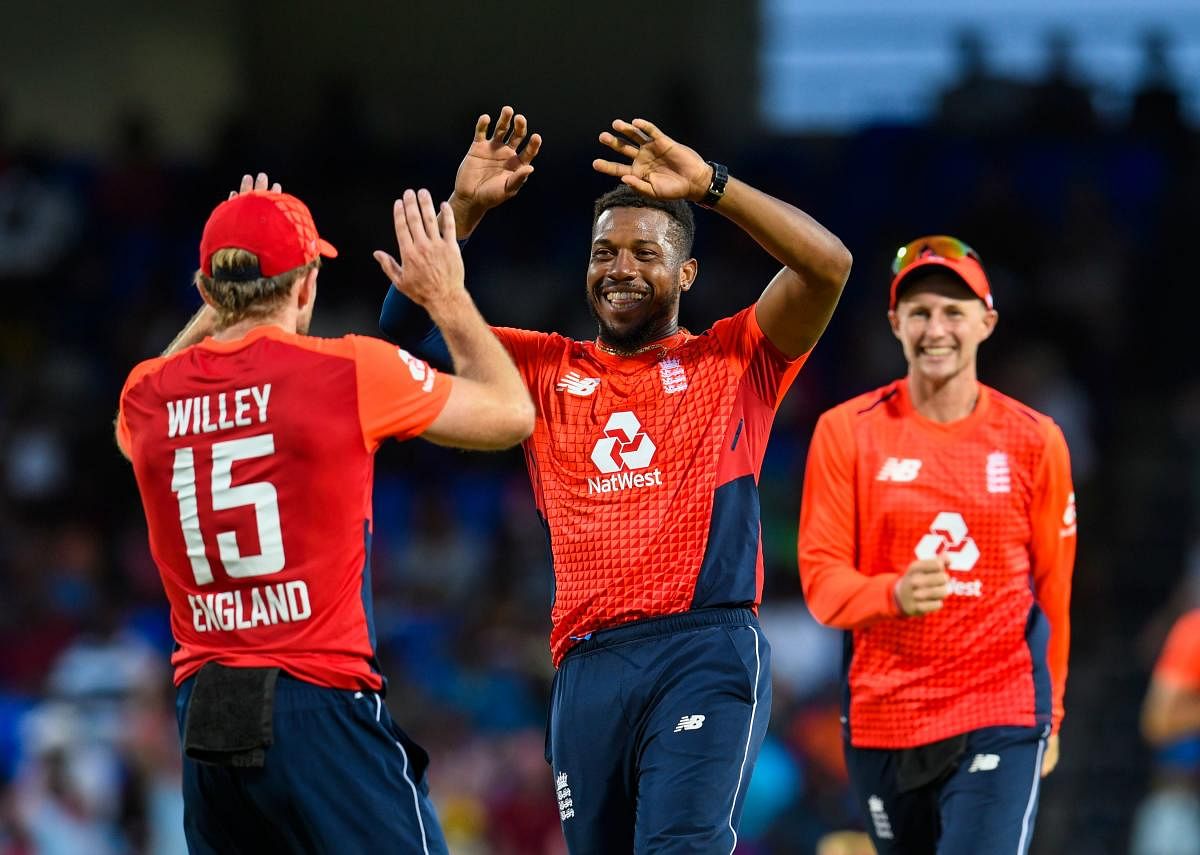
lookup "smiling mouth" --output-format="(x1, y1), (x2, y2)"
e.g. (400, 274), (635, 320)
(600, 289), (649, 311)
(920, 346), (954, 357)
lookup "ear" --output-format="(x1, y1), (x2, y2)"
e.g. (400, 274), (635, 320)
(888, 309), (902, 340)
(195, 275), (218, 308)
(679, 257), (698, 292)
(980, 307), (998, 341)
(296, 267), (318, 310)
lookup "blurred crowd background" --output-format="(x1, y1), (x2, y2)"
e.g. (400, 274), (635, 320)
(1, 2), (1198, 853)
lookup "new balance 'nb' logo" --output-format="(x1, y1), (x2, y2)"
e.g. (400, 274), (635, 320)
(877, 457), (922, 482)
(968, 753), (1001, 773)
(557, 371), (600, 397)
(674, 714), (706, 732)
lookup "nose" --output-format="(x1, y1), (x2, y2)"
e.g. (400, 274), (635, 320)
(608, 249), (638, 280)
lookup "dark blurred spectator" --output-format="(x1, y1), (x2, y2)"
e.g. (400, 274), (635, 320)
(1025, 29), (1099, 138)
(936, 28), (1029, 135)
(1128, 29), (1189, 149)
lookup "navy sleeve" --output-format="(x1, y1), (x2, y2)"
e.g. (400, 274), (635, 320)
(378, 287), (453, 371)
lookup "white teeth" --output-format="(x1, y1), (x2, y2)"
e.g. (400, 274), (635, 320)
(605, 291), (643, 305)
(923, 347), (953, 356)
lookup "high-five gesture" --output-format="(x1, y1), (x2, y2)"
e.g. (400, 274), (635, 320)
(593, 118), (712, 202)
(374, 189), (464, 310)
(450, 105), (542, 236)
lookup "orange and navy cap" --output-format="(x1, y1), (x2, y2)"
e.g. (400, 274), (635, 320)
(888, 235), (992, 311)
(199, 190), (337, 279)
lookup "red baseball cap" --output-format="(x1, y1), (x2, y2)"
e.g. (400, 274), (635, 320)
(888, 235), (992, 311)
(199, 190), (337, 278)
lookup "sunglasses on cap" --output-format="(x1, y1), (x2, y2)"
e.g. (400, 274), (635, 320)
(891, 235), (982, 275)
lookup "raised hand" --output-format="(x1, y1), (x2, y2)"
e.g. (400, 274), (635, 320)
(592, 118), (712, 202)
(228, 172), (282, 200)
(373, 189), (464, 310)
(452, 106), (542, 214)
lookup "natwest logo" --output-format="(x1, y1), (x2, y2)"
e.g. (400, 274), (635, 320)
(588, 411), (662, 495)
(915, 511), (980, 572)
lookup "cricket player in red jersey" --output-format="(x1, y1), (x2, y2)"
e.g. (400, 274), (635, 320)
(1143, 609), (1200, 746)
(798, 236), (1077, 854)
(116, 173), (533, 853)
(381, 107), (853, 853)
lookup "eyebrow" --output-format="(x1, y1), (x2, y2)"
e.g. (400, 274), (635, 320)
(591, 238), (664, 248)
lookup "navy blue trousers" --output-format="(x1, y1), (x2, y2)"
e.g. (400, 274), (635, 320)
(176, 673), (448, 854)
(845, 725), (1049, 855)
(546, 608), (771, 854)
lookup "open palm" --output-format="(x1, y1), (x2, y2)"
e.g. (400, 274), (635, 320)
(454, 106), (542, 210)
(592, 119), (711, 201)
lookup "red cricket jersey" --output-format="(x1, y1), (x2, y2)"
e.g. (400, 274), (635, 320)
(117, 326), (451, 690)
(798, 379), (1076, 748)
(1154, 610), (1200, 691)
(494, 305), (806, 666)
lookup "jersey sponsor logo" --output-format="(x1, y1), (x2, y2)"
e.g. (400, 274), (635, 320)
(915, 512), (980, 573)
(588, 411), (663, 494)
(673, 714), (706, 732)
(967, 753), (1001, 773)
(1061, 491), (1077, 537)
(867, 796), (894, 840)
(187, 580), (312, 632)
(556, 371), (600, 397)
(555, 772), (575, 821)
(396, 348), (436, 393)
(986, 451), (1011, 493)
(876, 457), (922, 482)
(659, 357), (688, 394)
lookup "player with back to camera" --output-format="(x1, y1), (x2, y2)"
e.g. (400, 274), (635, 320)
(116, 173), (533, 853)
(379, 106), (853, 853)
(798, 236), (1077, 854)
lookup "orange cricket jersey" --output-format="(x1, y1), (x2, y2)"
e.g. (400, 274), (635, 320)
(494, 305), (806, 666)
(798, 379), (1076, 748)
(117, 326), (451, 690)
(1154, 609), (1200, 691)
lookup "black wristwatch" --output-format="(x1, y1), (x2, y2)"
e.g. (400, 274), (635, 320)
(698, 161), (729, 209)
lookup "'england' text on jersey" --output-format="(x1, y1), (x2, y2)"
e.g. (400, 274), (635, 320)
(187, 579), (311, 632)
(167, 384), (272, 438)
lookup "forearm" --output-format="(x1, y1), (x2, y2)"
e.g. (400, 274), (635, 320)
(163, 305), (216, 356)
(712, 177), (851, 290)
(380, 286), (452, 369)
(428, 291), (526, 403)
(1143, 686), (1200, 745)
(802, 562), (901, 629)
(447, 193), (486, 240)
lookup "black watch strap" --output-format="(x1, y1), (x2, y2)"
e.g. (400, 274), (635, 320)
(698, 161), (729, 209)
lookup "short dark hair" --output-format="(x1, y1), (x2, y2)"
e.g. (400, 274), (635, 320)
(592, 185), (695, 259)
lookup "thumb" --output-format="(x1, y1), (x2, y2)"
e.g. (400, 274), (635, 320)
(373, 251), (404, 285)
(506, 164), (534, 193)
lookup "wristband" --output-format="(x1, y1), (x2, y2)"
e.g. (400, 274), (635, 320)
(698, 161), (728, 209)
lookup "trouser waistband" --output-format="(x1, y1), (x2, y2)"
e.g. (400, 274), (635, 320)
(562, 607), (758, 659)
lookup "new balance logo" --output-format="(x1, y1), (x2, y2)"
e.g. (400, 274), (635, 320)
(915, 511), (980, 573)
(986, 451), (1011, 493)
(968, 754), (1001, 773)
(877, 458), (922, 482)
(674, 715), (706, 732)
(588, 411), (662, 495)
(556, 371), (600, 397)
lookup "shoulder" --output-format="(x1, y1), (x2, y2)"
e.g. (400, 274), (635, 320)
(984, 385), (1063, 447)
(825, 381), (904, 423)
(120, 354), (172, 398)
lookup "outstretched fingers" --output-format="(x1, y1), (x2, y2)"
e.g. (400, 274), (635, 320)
(474, 113), (491, 142)
(520, 132), (543, 164)
(598, 131), (640, 161)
